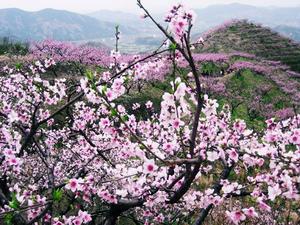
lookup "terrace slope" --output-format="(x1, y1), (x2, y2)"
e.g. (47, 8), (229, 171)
(197, 20), (300, 72)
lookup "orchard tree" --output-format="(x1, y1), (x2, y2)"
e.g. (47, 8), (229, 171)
(0, 1), (299, 225)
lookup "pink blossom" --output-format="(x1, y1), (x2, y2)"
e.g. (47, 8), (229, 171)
(268, 184), (282, 201)
(226, 210), (246, 224)
(228, 149), (239, 162)
(78, 210), (92, 223)
(145, 101), (153, 109)
(106, 90), (114, 101)
(8, 110), (19, 123)
(143, 159), (157, 174)
(207, 151), (219, 162)
(258, 201), (272, 212)
(290, 132), (300, 145)
(66, 178), (79, 192)
(242, 207), (258, 218)
(172, 118), (184, 129)
(100, 118), (110, 127)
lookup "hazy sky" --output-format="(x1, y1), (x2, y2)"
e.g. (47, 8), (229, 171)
(0, 0), (299, 14)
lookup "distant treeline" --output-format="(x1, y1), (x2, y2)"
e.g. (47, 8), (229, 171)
(0, 37), (29, 55)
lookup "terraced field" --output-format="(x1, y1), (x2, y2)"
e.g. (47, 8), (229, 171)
(198, 20), (300, 72)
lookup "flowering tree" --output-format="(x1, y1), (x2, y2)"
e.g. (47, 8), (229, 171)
(0, 1), (300, 225)
(30, 40), (110, 67)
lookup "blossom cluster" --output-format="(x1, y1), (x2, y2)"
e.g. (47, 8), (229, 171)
(0, 57), (299, 224)
(165, 4), (196, 41)
(0, 3), (299, 225)
(229, 61), (271, 75)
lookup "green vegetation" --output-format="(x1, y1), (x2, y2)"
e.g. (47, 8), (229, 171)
(0, 37), (29, 56)
(201, 62), (222, 76)
(117, 83), (165, 119)
(224, 70), (291, 129)
(199, 20), (300, 72)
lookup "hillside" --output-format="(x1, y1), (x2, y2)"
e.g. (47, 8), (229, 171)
(0, 8), (133, 41)
(191, 20), (300, 128)
(197, 20), (300, 72)
(1, 19), (300, 129)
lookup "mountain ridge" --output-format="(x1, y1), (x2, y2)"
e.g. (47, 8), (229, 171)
(0, 8), (134, 41)
(0, 3), (300, 50)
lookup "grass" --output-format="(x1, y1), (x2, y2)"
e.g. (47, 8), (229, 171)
(224, 69), (291, 130)
(116, 82), (165, 119)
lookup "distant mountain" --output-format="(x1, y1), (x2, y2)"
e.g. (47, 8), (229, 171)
(1, 4), (300, 49)
(274, 25), (300, 41)
(0, 8), (134, 41)
(88, 4), (300, 46)
(87, 10), (164, 53)
(194, 3), (300, 33)
(88, 10), (142, 26)
(87, 10), (159, 35)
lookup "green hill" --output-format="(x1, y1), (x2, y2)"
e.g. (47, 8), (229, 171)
(198, 20), (300, 72)
(186, 20), (300, 128)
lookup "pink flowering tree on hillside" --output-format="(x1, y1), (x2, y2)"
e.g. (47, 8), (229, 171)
(0, 1), (299, 225)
